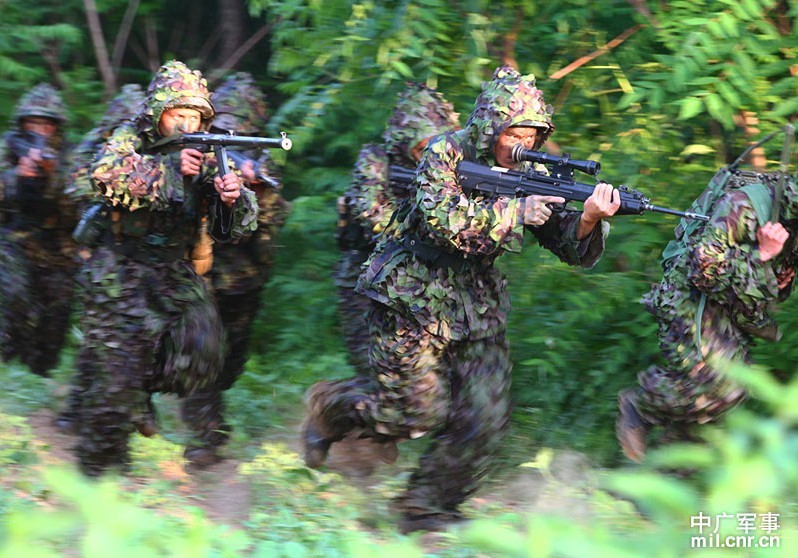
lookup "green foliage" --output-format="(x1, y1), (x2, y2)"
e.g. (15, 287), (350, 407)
(0, 467), (252, 558)
(620, 0), (797, 138)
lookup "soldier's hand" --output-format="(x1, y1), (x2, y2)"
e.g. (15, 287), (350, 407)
(17, 155), (40, 177)
(214, 173), (242, 206)
(239, 159), (257, 185)
(582, 182), (621, 224)
(522, 194), (565, 226)
(180, 148), (204, 176)
(777, 267), (795, 290)
(757, 221), (789, 262)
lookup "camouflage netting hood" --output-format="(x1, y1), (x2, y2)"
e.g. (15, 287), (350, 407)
(211, 72), (268, 134)
(9, 83), (67, 130)
(97, 84), (145, 131)
(465, 65), (554, 164)
(136, 60), (215, 142)
(383, 82), (460, 168)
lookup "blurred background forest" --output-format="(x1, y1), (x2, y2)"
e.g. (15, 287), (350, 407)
(2, 0), (798, 556)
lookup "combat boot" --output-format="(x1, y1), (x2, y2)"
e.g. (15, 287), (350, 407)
(54, 412), (79, 434)
(134, 397), (159, 437)
(616, 389), (649, 463)
(184, 445), (222, 469)
(397, 512), (467, 534)
(301, 381), (349, 469)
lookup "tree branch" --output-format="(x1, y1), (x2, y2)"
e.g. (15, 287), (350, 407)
(111, 0), (141, 75)
(213, 23), (273, 75)
(83, 0), (116, 94)
(501, 8), (523, 70)
(549, 25), (644, 80)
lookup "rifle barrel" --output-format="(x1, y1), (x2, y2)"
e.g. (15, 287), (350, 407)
(646, 204), (710, 222)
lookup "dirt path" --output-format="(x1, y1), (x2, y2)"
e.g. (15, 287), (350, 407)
(24, 408), (253, 527)
(19, 408), (596, 532)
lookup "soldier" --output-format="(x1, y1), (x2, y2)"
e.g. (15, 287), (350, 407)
(74, 60), (258, 476)
(301, 65), (620, 532)
(180, 72), (290, 467)
(65, 84), (145, 213)
(54, 83), (147, 434)
(0, 83), (78, 378)
(334, 82), (460, 374)
(616, 164), (798, 463)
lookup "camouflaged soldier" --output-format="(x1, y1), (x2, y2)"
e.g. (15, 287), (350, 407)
(180, 72), (290, 467)
(617, 168), (798, 463)
(0, 83), (79, 377)
(301, 65), (621, 532)
(74, 60), (258, 476)
(334, 83), (460, 374)
(65, 84), (145, 212)
(54, 83), (147, 434)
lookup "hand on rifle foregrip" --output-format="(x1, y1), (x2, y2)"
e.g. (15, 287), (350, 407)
(214, 173), (242, 207)
(582, 182), (621, 223)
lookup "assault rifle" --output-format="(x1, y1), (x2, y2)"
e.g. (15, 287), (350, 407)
(454, 146), (709, 221)
(145, 131), (292, 178)
(7, 130), (59, 173)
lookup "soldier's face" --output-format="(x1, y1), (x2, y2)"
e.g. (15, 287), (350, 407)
(494, 126), (538, 167)
(158, 107), (202, 136)
(22, 116), (59, 138)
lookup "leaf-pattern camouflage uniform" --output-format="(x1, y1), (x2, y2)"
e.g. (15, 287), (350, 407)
(55, 84), (147, 431)
(181, 72), (290, 460)
(618, 169), (798, 460)
(75, 61), (258, 476)
(303, 66), (610, 531)
(0, 83), (78, 377)
(65, 84), (145, 211)
(334, 83), (459, 374)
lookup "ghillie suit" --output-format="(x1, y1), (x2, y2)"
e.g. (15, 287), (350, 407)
(65, 84), (146, 211)
(617, 129), (798, 462)
(181, 72), (290, 465)
(333, 83), (460, 374)
(0, 83), (78, 377)
(302, 66), (610, 532)
(75, 60), (258, 476)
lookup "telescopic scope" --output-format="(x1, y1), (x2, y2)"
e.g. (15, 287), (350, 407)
(511, 145), (601, 177)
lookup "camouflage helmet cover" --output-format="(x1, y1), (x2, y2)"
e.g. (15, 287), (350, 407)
(136, 60), (215, 140)
(11, 83), (68, 127)
(465, 65), (554, 162)
(383, 82), (460, 168)
(211, 72), (269, 134)
(97, 83), (145, 130)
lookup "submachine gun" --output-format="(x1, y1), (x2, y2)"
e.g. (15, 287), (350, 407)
(146, 130), (292, 181)
(456, 145), (709, 222)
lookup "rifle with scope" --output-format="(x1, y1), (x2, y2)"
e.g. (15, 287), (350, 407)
(454, 146), (709, 222)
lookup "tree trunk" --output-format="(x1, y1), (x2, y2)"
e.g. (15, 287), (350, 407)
(217, 0), (245, 67)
